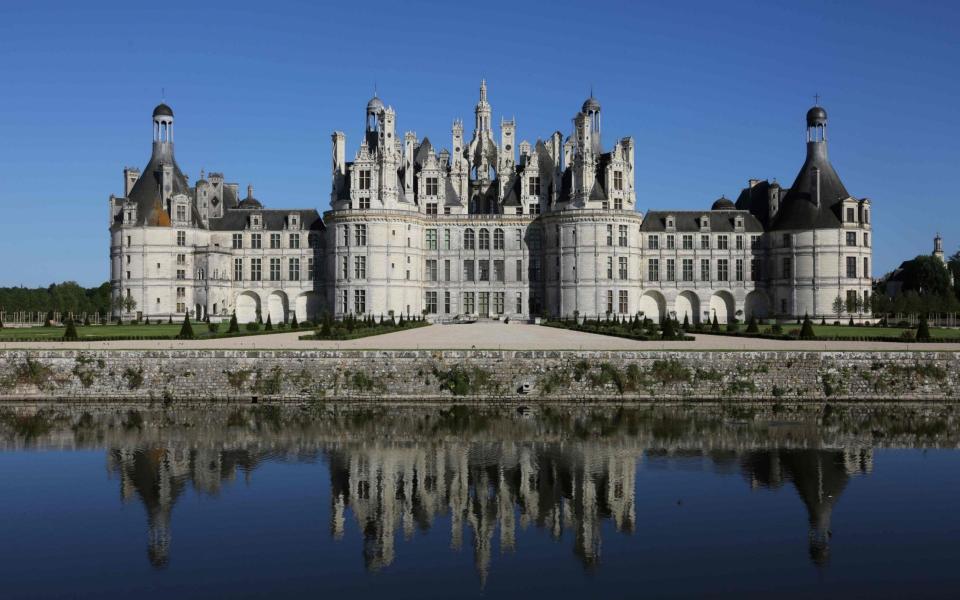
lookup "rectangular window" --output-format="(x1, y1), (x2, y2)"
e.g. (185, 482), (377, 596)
(701, 259), (710, 281)
(846, 231), (857, 247)
(426, 259), (437, 282)
(735, 258), (744, 281)
(618, 290), (628, 314)
(666, 258), (675, 281)
(251, 258), (262, 281)
(618, 225), (628, 247)
(782, 234), (791, 247)
(515, 259), (523, 281)
(464, 260), (475, 282)
(613, 170), (623, 191)
(176, 287), (185, 299)
(340, 226), (349, 247)
(751, 258), (760, 280)
(251, 233), (262, 249)
(444, 229), (451, 249)
(289, 234), (300, 249)
(682, 259), (693, 281)
(270, 233), (281, 249)
(700, 235), (710, 250)
(783, 257), (793, 279)
(607, 257), (614, 279)
(648, 259), (659, 282)
(648, 235), (659, 250)
(736, 235), (744, 250)
(234, 258), (243, 281)
(176, 254), (185, 265)
(479, 292), (490, 316)
(479, 259), (490, 282)
(607, 290), (614, 314)
(177, 231), (186, 246)
(359, 170), (371, 190)
(846, 207), (855, 222)
(232, 234), (243, 249)
(425, 177), (439, 196)
(751, 235), (761, 249)
(717, 259), (729, 281)
(494, 260), (504, 282)
(426, 203), (438, 216)
(176, 269), (185, 280)
(479, 229), (490, 250)
(863, 257), (869, 278)
(176, 205), (186, 221)
(493, 292), (504, 315)
(289, 258), (300, 281)
(531, 258), (541, 282)
(307, 257), (315, 281)
(425, 291), (437, 314)
(340, 290), (348, 314)
(528, 176), (541, 196)
(682, 234), (693, 250)
(463, 292), (475, 314)
(354, 256), (366, 279)
(354, 290), (366, 314)
(614, 198), (623, 211)
(530, 202), (540, 215)
(426, 229), (438, 250)
(863, 232), (870, 247)
(340, 256), (348, 279)
(354, 224), (367, 246)
(464, 229), (475, 250)
(444, 291), (451, 314)
(606, 225), (613, 246)
(494, 229), (504, 250)
(444, 260), (451, 281)
(358, 196), (370, 210)
(269, 258), (281, 281)
(619, 257), (628, 280)
(846, 256), (857, 278)
(666, 235), (675, 250)
(717, 235), (728, 250)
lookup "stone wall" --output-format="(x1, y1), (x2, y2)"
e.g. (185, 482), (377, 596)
(0, 349), (957, 402)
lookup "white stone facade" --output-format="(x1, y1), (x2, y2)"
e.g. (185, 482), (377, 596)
(109, 86), (872, 324)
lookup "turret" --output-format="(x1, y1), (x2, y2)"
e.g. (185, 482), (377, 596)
(934, 233), (945, 263)
(331, 131), (346, 205)
(152, 103), (174, 158)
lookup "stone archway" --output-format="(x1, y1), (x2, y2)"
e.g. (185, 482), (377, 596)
(236, 291), (261, 324)
(638, 290), (666, 323)
(295, 291), (322, 323)
(745, 290), (770, 320)
(709, 290), (736, 324)
(267, 291), (289, 324)
(674, 291), (701, 325)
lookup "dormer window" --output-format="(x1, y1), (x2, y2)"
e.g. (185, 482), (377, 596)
(251, 213), (262, 229)
(700, 215), (710, 230)
(528, 176), (541, 196)
(735, 217), (744, 229)
(425, 177), (439, 196)
(665, 216), (675, 230)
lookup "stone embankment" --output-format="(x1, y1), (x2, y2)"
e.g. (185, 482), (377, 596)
(0, 349), (957, 402)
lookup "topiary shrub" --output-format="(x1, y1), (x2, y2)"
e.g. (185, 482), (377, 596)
(63, 318), (79, 340)
(661, 318), (676, 340)
(168, 315), (173, 324)
(291, 314), (299, 329)
(711, 314), (720, 333)
(264, 314), (273, 331)
(177, 315), (195, 340)
(800, 314), (815, 339)
(916, 315), (931, 341)
(228, 313), (239, 334)
(245, 322), (260, 332)
(207, 322), (219, 333)
(746, 316), (759, 334)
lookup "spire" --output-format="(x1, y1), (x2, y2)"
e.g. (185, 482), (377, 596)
(480, 79), (487, 103)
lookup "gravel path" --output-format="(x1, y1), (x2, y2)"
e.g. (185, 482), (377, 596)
(0, 322), (957, 352)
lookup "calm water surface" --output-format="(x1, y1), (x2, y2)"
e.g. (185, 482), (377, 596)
(1, 404), (958, 599)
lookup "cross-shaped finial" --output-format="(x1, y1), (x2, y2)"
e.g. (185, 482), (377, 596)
(813, 93), (821, 106)
(374, 82), (378, 98)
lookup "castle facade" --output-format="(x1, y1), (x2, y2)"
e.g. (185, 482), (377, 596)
(109, 82), (872, 324)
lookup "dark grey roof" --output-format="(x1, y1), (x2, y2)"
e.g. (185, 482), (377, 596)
(123, 145), (192, 227)
(208, 208), (324, 231)
(237, 198), (263, 209)
(641, 210), (764, 233)
(153, 103), (174, 118)
(771, 141), (849, 231)
(712, 197), (735, 210)
(582, 96), (601, 113)
(444, 179), (462, 206)
(367, 96), (384, 112)
(414, 138), (433, 168)
(807, 106), (827, 127)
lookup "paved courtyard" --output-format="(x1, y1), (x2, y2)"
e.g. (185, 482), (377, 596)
(1, 322), (958, 351)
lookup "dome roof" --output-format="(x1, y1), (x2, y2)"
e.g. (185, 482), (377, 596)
(367, 95), (384, 112)
(237, 198), (263, 209)
(582, 96), (601, 113)
(153, 103), (174, 118)
(806, 106), (827, 127)
(712, 196), (735, 210)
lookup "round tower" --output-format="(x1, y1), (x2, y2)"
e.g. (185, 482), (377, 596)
(806, 105), (827, 143)
(153, 103), (174, 146)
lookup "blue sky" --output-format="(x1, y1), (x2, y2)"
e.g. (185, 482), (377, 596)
(1, 0), (957, 286)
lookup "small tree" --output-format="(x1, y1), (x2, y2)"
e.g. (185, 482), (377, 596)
(144, 316), (150, 325)
(320, 318), (332, 337)
(711, 314), (720, 333)
(228, 312), (239, 334)
(916, 314), (931, 341)
(661, 317), (676, 340)
(177, 315), (195, 340)
(83, 315), (90, 327)
(291, 314), (299, 329)
(800, 314), (816, 339)
(832, 295), (845, 322)
(265, 314), (273, 331)
(168, 315), (173, 324)
(682, 314), (690, 330)
(746, 316), (759, 334)
(63, 318), (79, 340)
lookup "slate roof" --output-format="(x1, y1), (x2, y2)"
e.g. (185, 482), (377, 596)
(641, 210), (764, 232)
(124, 147), (194, 227)
(771, 141), (849, 231)
(208, 208), (324, 231)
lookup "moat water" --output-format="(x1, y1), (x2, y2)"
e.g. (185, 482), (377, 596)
(1, 403), (958, 599)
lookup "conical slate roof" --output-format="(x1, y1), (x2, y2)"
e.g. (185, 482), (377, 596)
(771, 139), (850, 231)
(125, 145), (191, 226)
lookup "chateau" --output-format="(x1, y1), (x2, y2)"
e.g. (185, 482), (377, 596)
(109, 82), (873, 323)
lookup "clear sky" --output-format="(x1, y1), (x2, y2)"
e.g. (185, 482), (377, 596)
(1, 0), (957, 287)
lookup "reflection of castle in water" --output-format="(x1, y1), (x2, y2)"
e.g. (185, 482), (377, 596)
(107, 447), (265, 567)
(327, 442), (637, 582)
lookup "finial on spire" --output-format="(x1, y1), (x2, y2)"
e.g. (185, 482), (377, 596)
(590, 84), (594, 98)
(374, 81), (378, 98)
(813, 92), (821, 106)
(480, 79), (487, 102)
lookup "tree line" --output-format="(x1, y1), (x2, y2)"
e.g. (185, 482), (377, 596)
(0, 282), (112, 318)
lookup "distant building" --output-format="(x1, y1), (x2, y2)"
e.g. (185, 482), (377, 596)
(109, 84), (873, 322)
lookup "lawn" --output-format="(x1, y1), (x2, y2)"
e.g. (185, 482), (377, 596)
(0, 323), (298, 341)
(753, 324), (958, 339)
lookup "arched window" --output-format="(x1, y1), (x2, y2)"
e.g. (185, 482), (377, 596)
(464, 228), (475, 250)
(493, 228), (504, 250)
(479, 228), (490, 250)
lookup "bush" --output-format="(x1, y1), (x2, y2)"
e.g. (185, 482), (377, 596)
(63, 319), (79, 340)
(916, 315), (931, 341)
(661, 318), (676, 340)
(848, 317), (855, 326)
(711, 314), (720, 333)
(264, 314), (273, 331)
(228, 313), (239, 334)
(245, 322), (261, 332)
(168, 315), (173, 324)
(300, 320), (313, 329)
(207, 322), (219, 333)
(177, 315), (195, 340)
(746, 316), (759, 334)
(800, 314), (815, 339)
(771, 323), (783, 334)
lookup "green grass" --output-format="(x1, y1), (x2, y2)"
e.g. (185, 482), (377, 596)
(757, 324), (958, 339)
(0, 323), (295, 341)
